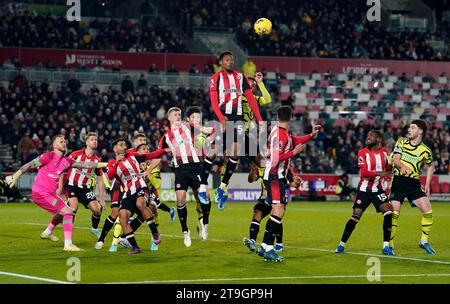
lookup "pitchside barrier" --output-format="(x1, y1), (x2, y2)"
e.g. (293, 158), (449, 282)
(2, 173), (450, 202)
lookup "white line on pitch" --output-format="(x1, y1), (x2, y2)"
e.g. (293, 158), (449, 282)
(18, 222), (450, 265)
(105, 273), (450, 284)
(0, 271), (74, 284)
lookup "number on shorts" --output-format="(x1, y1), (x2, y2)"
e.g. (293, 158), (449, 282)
(86, 192), (95, 200)
(377, 193), (387, 202)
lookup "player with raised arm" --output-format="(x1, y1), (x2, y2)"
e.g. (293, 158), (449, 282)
(199, 71), (272, 209)
(335, 130), (394, 255)
(243, 160), (301, 253)
(389, 120), (436, 254)
(159, 107), (214, 247)
(104, 138), (167, 254)
(5, 134), (108, 251)
(257, 106), (319, 262)
(205, 51), (264, 210)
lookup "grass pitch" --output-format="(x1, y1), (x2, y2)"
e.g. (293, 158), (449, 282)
(1, 201), (450, 284)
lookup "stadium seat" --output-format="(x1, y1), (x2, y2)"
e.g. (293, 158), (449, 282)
(280, 85), (290, 93)
(280, 79), (290, 85)
(431, 183), (441, 194)
(404, 88), (413, 95)
(383, 113), (394, 120)
(286, 73), (296, 80)
(398, 95), (410, 101)
(279, 92), (290, 100)
(390, 120), (402, 128)
(332, 93), (345, 100)
(294, 99), (308, 106)
(438, 77), (448, 84)
(306, 92), (320, 99)
(433, 121), (444, 128)
(412, 94), (422, 102)
(294, 92), (306, 99)
(305, 80), (316, 87)
(320, 80), (329, 87)
(266, 72), (276, 80)
(440, 183), (450, 194)
(294, 106), (306, 114)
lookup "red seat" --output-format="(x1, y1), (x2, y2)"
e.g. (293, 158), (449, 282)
(431, 183), (441, 194)
(306, 92), (320, 98)
(332, 93), (345, 100)
(280, 79), (290, 85)
(294, 106), (306, 114)
(389, 107), (399, 114)
(371, 94), (384, 100)
(390, 119), (402, 128)
(319, 80), (329, 87)
(398, 95), (410, 101)
(433, 121), (443, 129)
(279, 92), (290, 100)
(440, 183), (450, 194)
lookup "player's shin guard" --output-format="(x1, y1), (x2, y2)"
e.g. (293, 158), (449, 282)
(383, 211), (393, 243)
(46, 213), (63, 233)
(112, 218), (122, 245)
(123, 232), (139, 249)
(221, 157), (238, 186)
(420, 210), (433, 243)
(129, 217), (143, 232)
(390, 211), (400, 247)
(177, 204), (188, 232)
(340, 216), (359, 243)
(91, 214), (101, 229)
(62, 214), (74, 245)
(196, 200), (203, 222)
(249, 219), (260, 241)
(146, 217), (159, 236)
(276, 222), (283, 244)
(199, 200), (211, 225)
(157, 200), (171, 213)
(201, 157), (215, 185)
(262, 215), (282, 249)
(98, 215), (116, 242)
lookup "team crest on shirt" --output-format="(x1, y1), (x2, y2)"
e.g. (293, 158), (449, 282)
(356, 200), (362, 205)
(210, 79), (215, 88)
(237, 74), (242, 80)
(358, 156), (364, 165)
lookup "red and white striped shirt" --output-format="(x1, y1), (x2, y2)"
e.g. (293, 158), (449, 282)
(159, 123), (201, 168)
(357, 147), (391, 192)
(264, 126), (313, 180)
(66, 150), (102, 189)
(106, 149), (165, 198)
(210, 70), (262, 122)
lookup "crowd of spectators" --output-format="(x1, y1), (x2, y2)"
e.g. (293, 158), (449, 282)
(1, 68), (449, 175)
(167, 0), (450, 61)
(0, 10), (187, 53)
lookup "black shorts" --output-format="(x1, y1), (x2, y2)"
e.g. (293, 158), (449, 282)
(66, 185), (97, 209)
(263, 176), (288, 205)
(390, 175), (427, 206)
(216, 113), (246, 156)
(119, 188), (148, 214)
(174, 164), (202, 191)
(353, 190), (389, 213)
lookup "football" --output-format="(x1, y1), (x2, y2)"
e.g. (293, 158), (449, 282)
(254, 17), (272, 36)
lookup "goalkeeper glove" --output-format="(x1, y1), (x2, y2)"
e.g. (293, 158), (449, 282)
(5, 169), (23, 188)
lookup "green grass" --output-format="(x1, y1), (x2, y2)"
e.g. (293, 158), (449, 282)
(1, 201), (450, 284)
